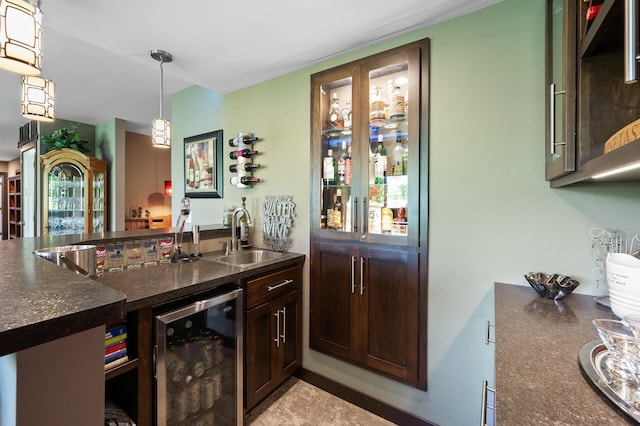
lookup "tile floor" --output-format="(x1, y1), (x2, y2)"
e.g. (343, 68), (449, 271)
(246, 377), (395, 426)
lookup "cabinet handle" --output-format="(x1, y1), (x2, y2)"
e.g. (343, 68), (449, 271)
(274, 311), (280, 347)
(481, 380), (496, 426)
(485, 320), (495, 345)
(360, 257), (365, 295)
(351, 256), (356, 294)
(353, 197), (358, 233)
(267, 279), (293, 291)
(549, 83), (566, 155)
(281, 307), (287, 343)
(625, 0), (640, 83)
(361, 197), (367, 240)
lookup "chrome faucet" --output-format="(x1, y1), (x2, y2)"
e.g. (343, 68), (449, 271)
(230, 205), (251, 253)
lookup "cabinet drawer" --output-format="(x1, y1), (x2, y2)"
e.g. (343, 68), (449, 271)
(246, 266), (302, 309)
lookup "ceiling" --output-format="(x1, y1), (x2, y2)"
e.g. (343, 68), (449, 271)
(0, 0), (501, 162)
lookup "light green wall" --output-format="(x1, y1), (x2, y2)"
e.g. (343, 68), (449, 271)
(171, 0), (640, 424)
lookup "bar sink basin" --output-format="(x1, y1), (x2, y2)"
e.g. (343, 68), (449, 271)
(204, 249), (285, 267)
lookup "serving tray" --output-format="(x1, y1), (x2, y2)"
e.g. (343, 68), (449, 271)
(579, 340), (640, 423)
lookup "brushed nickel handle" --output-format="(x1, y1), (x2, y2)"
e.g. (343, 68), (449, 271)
(267, 279), (293, 291)
(281, 307), (287, 343)
(351, 256), (356, 294)
(361, 197), (367, 240)
(549, 83), (566, 155)
(274, 311), (280, 347)
(625, 0), (640, 83)
(485, 320), (495, 345)
(353, 196), (358, 233)
(481, 380), (496, 426)
(360, 257), (365, 295)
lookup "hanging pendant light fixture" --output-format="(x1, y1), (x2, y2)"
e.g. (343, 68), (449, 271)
(0, 0), (42, 75)
(20, 74), (54, 121)
(150, 49), (172, 148)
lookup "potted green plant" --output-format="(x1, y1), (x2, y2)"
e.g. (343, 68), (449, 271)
(41, 125), (91, 155)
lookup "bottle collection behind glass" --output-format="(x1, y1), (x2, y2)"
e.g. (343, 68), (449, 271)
(319, 67), (409, 236)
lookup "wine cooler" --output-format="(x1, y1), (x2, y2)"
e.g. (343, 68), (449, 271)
(154, 287), (243, 426)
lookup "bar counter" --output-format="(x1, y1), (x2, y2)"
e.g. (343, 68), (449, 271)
(495, 282), (633, 424)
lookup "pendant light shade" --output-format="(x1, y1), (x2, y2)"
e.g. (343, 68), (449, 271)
(152, 118), (171, 148)
(150, 49), (172, 148)
(20, 74), (54, 121)
(0, 0), (42, 75)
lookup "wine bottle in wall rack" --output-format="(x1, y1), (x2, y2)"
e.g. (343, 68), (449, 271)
(229, 149), (258, 160)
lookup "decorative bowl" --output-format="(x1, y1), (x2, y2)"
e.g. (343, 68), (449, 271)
(524, 272), (580, 300)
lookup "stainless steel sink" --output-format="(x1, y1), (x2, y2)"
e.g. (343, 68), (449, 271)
(203, 249), (285, 267)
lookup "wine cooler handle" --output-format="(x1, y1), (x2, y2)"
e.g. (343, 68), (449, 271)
(274, 311), (280, 347)
(351, 256), (356, 294)
(353, 197), (358, 233)
(549, 83), (566, 155)
(360, 257), (365, 295)
(625, 0), (639, 83)
(281, 307), (287, 343)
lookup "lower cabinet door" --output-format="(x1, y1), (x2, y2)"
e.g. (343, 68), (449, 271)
(245, 289), (302, 411)
(245, 300), (277, 410)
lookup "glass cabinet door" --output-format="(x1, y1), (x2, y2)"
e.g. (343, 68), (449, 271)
(48, 163), (85, 235)
(312, 41), (425, 247)
(92, 171), (105, 232)
(545, 0), (576, 180)
(317, 70), (355, 236)
(364, 59), (411, 239)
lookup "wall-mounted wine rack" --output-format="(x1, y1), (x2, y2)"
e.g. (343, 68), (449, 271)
(229, 132), (261, 188)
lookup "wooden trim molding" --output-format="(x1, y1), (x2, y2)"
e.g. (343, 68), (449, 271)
(295, 368), (437, 426)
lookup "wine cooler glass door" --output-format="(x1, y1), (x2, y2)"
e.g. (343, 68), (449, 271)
(155, 288), (243, 426)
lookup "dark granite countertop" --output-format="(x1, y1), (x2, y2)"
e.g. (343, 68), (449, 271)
(0, 227), (304, 356)
(495, 282), (634, 425)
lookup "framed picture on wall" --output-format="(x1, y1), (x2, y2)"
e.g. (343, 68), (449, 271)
(183, 129), (223, 198)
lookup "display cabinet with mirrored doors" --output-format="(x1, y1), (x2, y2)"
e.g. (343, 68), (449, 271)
(41, 148), (107, 236)
(310, 38), (429, 389)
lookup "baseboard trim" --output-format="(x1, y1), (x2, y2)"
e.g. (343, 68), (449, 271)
(295, 368), (438, 426)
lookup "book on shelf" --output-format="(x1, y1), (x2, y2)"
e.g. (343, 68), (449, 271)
(105, 332), (127, 348)
(105, 341), (127, 356)
(104, 355), (129, 371)
(105, 347), (128, 364)
(105, 324), (127, 340)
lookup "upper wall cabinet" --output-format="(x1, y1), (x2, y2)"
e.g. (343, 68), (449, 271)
(546, 0), (640, 187)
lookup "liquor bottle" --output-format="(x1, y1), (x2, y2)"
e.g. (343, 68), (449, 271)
(332, 189), (344, 230)
(374, 135), (387, 184)
(323, 148), (336, 185)
(326, 194), (336, 229)
(345, 145), (352, 185)
(229, 163), (261, 173)
(337, 141), (347, 185)
(369, 87), (386, 128)
(342, 100), (352, 128)
(230, 176), (261, 186)
(188, 150), (196, 188)
(389, 86), (405, 121)
(229, 149), (258, 160)
(392, 131), (405, 176)
(228, 135), (260, 147)
(328, 93), (344, 129)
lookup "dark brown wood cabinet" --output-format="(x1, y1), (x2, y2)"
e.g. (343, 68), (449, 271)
(546, 0), (640, 186)
(309, 39), (429, 390)
(310, 242), (421, 385)
(245, 265), (302, 410)
(8, 176), (21, 239)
